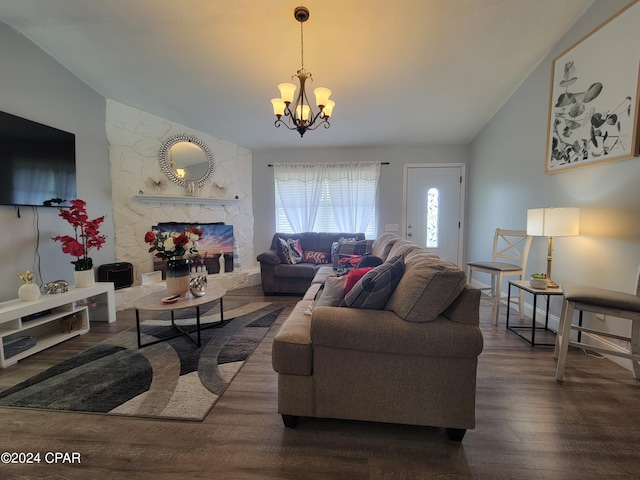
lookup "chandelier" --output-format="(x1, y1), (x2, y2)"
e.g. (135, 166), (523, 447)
(271, 6), (334, 138)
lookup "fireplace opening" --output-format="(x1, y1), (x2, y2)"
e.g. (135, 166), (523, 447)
(152, 222), (235, 277)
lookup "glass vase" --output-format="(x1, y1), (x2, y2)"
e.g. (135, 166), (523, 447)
(165, 256), (191, 296)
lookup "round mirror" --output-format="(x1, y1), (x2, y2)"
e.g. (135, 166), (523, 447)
(158, 134), (215, 188)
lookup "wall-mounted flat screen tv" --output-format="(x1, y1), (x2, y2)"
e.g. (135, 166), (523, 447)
(0, 110), (76, 207)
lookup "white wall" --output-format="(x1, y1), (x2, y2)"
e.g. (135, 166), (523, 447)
(252, 145), (470, 256)
(106, 100), (255, 282)
(467, 0), (640, 366)
(0, 23), (114, 301)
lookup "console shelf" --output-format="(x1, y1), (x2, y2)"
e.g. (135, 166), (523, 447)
(0, 283), (115, 368)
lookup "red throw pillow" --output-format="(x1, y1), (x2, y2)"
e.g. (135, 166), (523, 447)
(344, 267), (374, 295)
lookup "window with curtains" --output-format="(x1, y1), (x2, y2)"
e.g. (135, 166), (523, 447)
(274, 162), (380, 238)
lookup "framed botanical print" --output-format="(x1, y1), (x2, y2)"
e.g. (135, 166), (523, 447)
(545, 0), (640, 174)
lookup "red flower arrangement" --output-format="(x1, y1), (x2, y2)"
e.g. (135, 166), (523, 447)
(144, 226), (202, 261)
(52, 199), (106, 271)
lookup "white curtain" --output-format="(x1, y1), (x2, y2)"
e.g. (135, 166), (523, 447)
(274, 161), (380, 235)
(326, 162), (380, 233)
(273, 162), (325, 233)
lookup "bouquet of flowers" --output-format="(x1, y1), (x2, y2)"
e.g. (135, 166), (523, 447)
(144, 226), (202, 261)
(53, 199), (106, 271)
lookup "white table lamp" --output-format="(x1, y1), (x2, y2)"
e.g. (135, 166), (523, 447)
(526, 207), (580, 288)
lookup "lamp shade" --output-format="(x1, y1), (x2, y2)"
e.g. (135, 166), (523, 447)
(314, 87), (332, 107)
(278, 83), (296, 104)
(322, 100), (335, 117)
(271, 98), (286, 116)
(527, 207), (580, 237)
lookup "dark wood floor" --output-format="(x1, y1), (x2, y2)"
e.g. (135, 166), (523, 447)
(1, 286), (639, 479)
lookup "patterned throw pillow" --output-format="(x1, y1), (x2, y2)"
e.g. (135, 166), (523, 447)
(333, 239), (374, 269)
(302, 250), (331, 264)
(342, 255), (405, 310)
(330, 237), (359, 266)
(276, 237), (303, 264)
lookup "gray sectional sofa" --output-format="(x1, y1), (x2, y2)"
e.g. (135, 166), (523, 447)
(271, 232), (484, 441)
(257, 232), (365, 295)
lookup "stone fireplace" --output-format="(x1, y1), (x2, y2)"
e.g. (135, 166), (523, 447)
(105, 100), (256, 297)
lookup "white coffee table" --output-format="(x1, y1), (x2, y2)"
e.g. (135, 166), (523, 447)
(134, 286), (226, 349)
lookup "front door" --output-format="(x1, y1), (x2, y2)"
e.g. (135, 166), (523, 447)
(403, 164), (464, 265)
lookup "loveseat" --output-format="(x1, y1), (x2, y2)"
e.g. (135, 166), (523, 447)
(257, 232), (365, 295)
(271, 233), (484, 441)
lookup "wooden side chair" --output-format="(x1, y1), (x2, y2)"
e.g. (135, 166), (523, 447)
(467, 228), (532, 325)
(554, 266), (640, 381)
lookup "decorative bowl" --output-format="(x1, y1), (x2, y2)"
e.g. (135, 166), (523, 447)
(530, 278), (549, 289)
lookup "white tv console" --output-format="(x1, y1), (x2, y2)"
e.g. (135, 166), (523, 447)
(0, 282), (115, 368)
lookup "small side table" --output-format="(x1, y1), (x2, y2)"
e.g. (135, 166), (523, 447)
(506, 280), (564, 347)
(134, 287), (226, 349)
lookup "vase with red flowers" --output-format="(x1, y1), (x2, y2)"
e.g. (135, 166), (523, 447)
(52, 199), (106, 288)
(144, 226), (202, 296)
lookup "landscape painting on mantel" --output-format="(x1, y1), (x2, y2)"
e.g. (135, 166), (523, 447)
(152, 223), (234, 275)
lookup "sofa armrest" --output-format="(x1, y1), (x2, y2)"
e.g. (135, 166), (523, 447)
(441, 285), (481, 326)
(257, 249), (281, 265)
(310, 306), (483, 358)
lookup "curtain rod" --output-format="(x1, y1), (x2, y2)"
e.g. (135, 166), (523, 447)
(268, 162), (389, 167)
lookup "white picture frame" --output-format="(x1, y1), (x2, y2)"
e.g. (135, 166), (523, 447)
(545, 0), (640, 174)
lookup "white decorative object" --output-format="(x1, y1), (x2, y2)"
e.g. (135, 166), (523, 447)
(233, 239), (241, 271)
(219, 251), (225, 274)
(74, 269), (95, 288)
(18, 283), (40, 302)
(18, 270), (40, 302)
(140, 271), (162, 286)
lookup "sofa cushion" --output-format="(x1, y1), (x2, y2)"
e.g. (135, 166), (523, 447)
(274, 263), (317, 279)
(385, 250), (467, 322)
(371, 232), (402, 261)
(276, 237), (303, 264)
(386, 239), (422, 259)
(342, 255), (405, 310)
(311, 265), (337, 285)
(272, 300), (313, 376)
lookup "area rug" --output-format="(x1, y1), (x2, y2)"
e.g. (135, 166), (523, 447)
(0, 301), (284, 421)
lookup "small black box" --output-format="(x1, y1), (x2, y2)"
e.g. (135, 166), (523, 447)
(98, 262), (134, 290)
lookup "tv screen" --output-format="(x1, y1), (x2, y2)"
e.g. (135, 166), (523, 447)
(0, 110), (76, 207)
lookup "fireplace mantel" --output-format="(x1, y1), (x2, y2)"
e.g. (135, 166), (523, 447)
(133, 194), (240, 206)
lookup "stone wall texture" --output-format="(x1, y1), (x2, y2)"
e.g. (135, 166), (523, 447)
(106, 100), (255, 286)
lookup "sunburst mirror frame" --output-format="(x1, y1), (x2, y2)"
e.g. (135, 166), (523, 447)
(158, 133), (215, 188)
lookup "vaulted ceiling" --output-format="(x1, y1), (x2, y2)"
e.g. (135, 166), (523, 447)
(0, 0), (594, 150)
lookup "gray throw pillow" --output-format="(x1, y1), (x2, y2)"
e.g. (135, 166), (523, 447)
(342, 255), (404, 310)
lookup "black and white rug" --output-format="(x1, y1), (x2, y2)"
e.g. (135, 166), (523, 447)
(0, 302), (284, 421)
